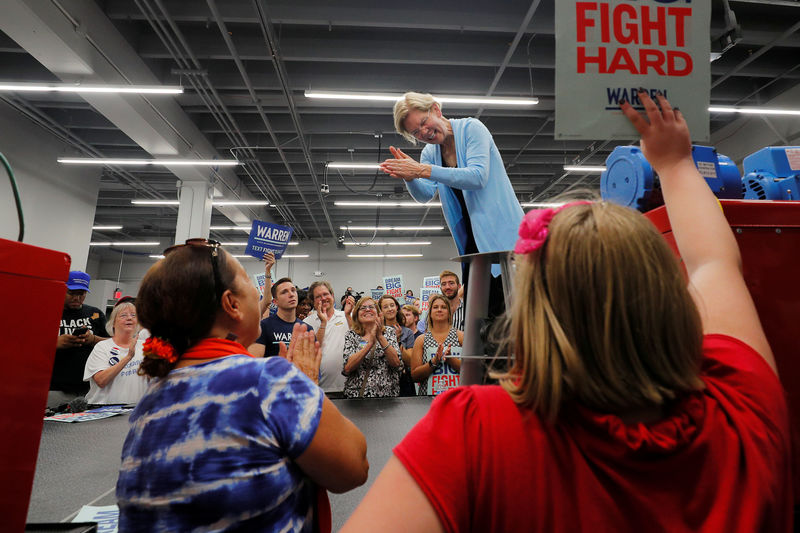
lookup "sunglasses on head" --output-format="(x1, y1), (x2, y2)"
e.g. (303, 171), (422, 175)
(163, 238), (224, 302)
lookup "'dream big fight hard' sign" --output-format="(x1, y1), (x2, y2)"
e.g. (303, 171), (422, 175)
(555, 0), (711, 141)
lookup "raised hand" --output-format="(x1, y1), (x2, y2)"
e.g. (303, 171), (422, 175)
(262, 252), (276, 275)
(620, 91), (692, 176)
(379, 146), (429, 181)
(279, 324), (322, 384)
(389, 146), (413, 160)
(343, 295), (355, 316)
(315, 299), (329, 326)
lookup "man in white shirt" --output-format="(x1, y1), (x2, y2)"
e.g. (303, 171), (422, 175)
(304, 281), (354, 397)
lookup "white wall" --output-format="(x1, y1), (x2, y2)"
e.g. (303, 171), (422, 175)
(0, 101), (102, 271)
(91, 236), (462, 299)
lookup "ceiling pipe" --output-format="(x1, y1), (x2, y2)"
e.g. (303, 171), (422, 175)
(531, 139), (613, 201)
(1, 95), (167, 202)
(206, 0), (333, 239)
(143, 0), (308, 236)
(711, 18), (800, 89)
(475, 0), (542, 118)
(250, 0), (339, 238)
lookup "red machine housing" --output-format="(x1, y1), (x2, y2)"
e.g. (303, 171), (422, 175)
(0, 238), (69, 532)
(645, 199), (800, 497)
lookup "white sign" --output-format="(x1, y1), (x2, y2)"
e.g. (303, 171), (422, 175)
(73, 505), (118, 532)
(555, 0), (711, 141)
(382, 275), (404, 300)
(422, 276), (440, 290)
(422, 346), (462, 396)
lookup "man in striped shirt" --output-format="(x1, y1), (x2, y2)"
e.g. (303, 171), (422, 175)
(439, 270), (464, 332)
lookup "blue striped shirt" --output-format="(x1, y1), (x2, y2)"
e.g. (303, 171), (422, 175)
(116, 355), (323, 532)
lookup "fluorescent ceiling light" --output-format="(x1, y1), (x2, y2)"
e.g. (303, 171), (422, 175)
(0, 82), (183, 94)
(92, 225), (123, 230)
(90, 241), (160, 246)
(327, 163), (381, 169)
(149, 255), (165, 259)
(708, 106), (800, 116)
(563, 165), (606, 173)
(58, 158), (240, 166)
(131, 200), (269, 206)
(344, 241), (431, 246)
(282, 254), (309, 258)
(212, 201), (269, 206)
(521, 202), (567, 208)
(340, 226), (444, 231)
(219, 242), (248, 246)
(131, 200), (180, 205)
(305, 90), (537, 106)
(210, 225), (252, 231)
(348, 254), (424, 258)
(335, 201), (442, 207)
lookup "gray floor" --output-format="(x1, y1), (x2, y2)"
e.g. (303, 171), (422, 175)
(26, 396), (433, 529)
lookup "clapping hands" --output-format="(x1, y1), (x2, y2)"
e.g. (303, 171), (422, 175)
(279, 323), (322, 384)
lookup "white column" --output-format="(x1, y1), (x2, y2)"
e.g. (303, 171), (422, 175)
(174, 180), (212, 244)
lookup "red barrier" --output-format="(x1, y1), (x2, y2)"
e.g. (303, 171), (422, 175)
(646, 199), (800, 499)
(0, 237), (69, 532)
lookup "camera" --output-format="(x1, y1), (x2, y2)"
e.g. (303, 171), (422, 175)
(343, 288), (364, 304)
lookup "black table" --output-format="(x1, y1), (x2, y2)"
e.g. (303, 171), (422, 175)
(26, 396), (433, 530)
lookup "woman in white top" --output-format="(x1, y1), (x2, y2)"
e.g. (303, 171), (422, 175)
(83, 300), (148, 405)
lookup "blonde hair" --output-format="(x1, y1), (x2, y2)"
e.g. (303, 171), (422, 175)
(393, 92), (440, 145)
(107, 301), (137, 337)
(494, 201), (704, 420)
(426, 293), (452, 330)
(351, 298), (377, 336)
(402, 304), (421, 320)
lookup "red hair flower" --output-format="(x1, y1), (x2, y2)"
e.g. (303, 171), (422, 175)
(143, 336), (178, 364)
(514, 201), (593, 254)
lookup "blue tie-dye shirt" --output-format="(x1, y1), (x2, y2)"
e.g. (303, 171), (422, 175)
(116, 355), (323, 532)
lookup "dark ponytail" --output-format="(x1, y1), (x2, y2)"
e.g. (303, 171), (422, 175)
(137, 245), (235, 378)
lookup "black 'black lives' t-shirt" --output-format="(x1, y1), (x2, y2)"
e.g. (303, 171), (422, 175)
(51, 305), (107, 393)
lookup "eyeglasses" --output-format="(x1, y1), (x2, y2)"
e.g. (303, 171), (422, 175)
(163, 238), (224, 303)
(118, 313), (137, 319)
(409, 110), (432, 139)
(359, 305), (377, 311)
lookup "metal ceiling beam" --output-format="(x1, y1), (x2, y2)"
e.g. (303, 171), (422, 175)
(0, 0), (263, 232)
(712, 18), (800, 89)
(205, 0), (329, 238)
(476, 0), (541, 118)
(142, 0), (306, 235)
(250, 0), (340, 238)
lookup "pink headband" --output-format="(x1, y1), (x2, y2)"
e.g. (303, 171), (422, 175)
(514, 201), (593, 254)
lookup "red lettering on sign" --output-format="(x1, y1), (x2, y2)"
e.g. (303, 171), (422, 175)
(669, 7), (692, 47)
(576, 47), (693, 76)
(577, 3), (692, 48)
(667, 50), (692, 76)
(608, 47), (637, 74)
(576, 2), (598, 42)
(641, 6), (667, 46)
(577, 46), (607, 74)
(613, 4), (638, 44)
(639, 49), (666, 75)
(599, 3), (610, 43)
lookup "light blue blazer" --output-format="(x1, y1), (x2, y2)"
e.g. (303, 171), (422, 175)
(405, 117), (523, 276)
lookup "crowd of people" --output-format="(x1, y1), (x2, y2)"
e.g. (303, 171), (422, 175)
(42, 92), (791, 531)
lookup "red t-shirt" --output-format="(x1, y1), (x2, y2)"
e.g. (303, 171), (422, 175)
(394, 334), (792, 532)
